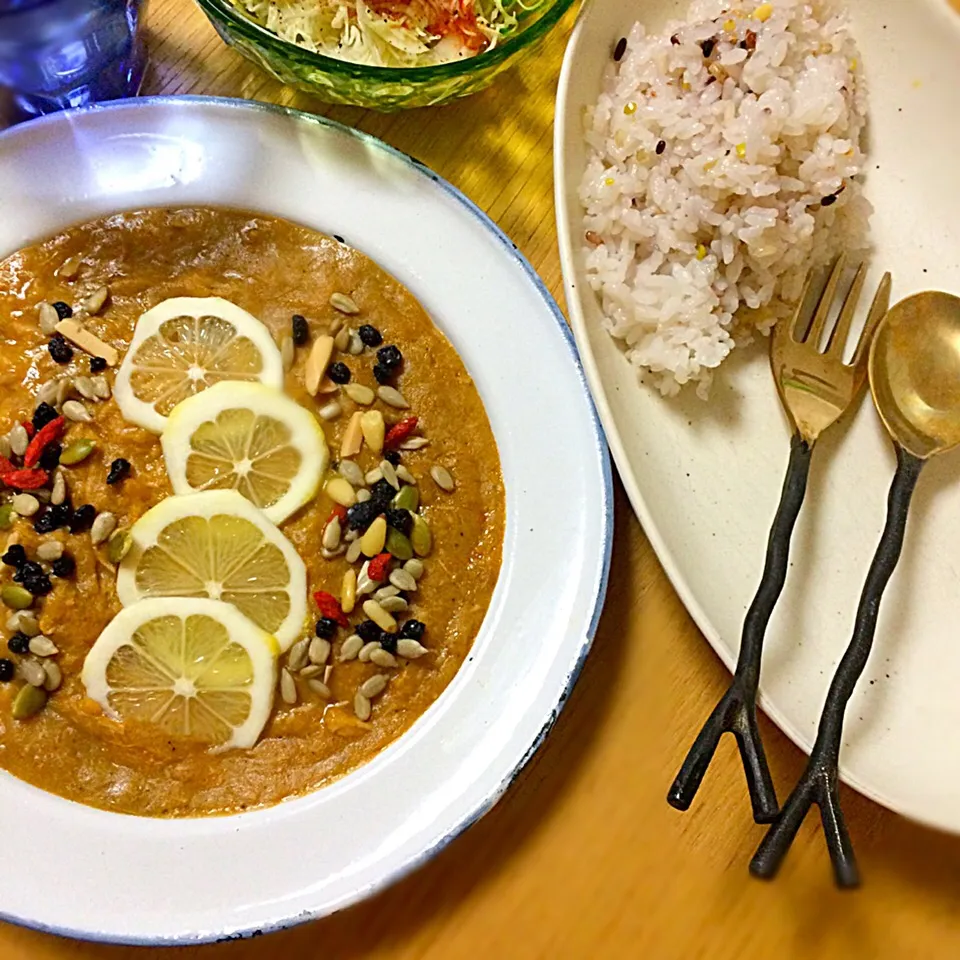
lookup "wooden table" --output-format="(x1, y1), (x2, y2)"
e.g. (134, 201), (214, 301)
(4, 2), (960, 957)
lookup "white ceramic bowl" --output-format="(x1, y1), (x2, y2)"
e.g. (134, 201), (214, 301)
(0, 96), (612, 944)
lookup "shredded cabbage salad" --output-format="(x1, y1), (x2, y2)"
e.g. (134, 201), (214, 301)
(232, 0), (547, 67)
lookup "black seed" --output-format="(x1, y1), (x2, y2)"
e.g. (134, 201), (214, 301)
(820, 193), (837, 206)
(48, 334), (73, 364)
(292, 314), (310, 346)
(373, 363), (393, 385)
(356, 620), (383, 644)
(377, 345), (402, 370)
(315, 617), (338, 639)
(69, 504), (96, 533)
(370, 479), (395, 509)
(333, 234), (345, 243)
(614, 37), (627, 61)
(380, 634), (398, 655)
(346, 499), (379, 531)
(14, 561), (44, 585)
(386, 509), (412, 536)
(23, 574), (52, 596)
(656, 140), (666, 155)
(2, 545), (26, 568)
(7, 633), (29, 655)
(699, 37), (715, 57)
(89, 356), (107, 373)
(106, 458), (131, 485)
(384, 450), (401, 466)
(328, 362), (351, 385)
(32, 402), (59, 431)
(39, 442), (62, 471)
(358, 324), (382, 348)
(32, 510), (60, 534)
(0, 658), (14, 682)
(52, 555), (75, 578)
(51, 301), (72, 321)
(670, 33), (680, 44)
(49, 502), (72, 528)
(400, 619), (426, 642)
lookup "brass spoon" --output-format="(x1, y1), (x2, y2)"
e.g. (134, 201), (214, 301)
(750, 291), (960, 887)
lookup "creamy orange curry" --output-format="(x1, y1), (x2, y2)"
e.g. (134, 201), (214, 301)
(0, 208), (504, 816)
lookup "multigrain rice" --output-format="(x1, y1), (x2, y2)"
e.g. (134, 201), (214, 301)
(581, 0), (869, 396)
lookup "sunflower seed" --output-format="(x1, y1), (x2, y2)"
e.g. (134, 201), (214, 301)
(430, 465), (456, 492)
(375, 585), (400, 601)
(389, 568), (418, 593)
(12, 495), (39, 517)
(92, 375), (111, 400)
(9, 612), (39, 637)
(400, 437), (430, 451)
(308, 679), (332, 699)
(50, 470), (67, 506)
(62, 400), (92, 423)
(322, 516), (342, 551)
(344, 383), (375, 406)
(358, 641), (380, 662)
(379, 596), (408, 614)
(330, 292), (360, 315)
(318, 401), (342, 421)
(19, 658), (46, 687)
(395, 465), (417, 485)
(321, 545), (346, 560)
(334, 327), (351, 352)
(288, 638), (310, 672)
(339, 634), (363, 662)
(355, 489), (372, 504)
(36, 541), (64, 562)
(309, 636), (331, 666)
(91, 511), (116, 545)
(370, 648), (397, 668)
(74, 375), (98, 400)
(362, 599), (397, 633)
(397, 638), (428, 660)
(348, 333), (364, 355)
(9, 424), (28, 457)
(280, 668), (297, 704)
(281, 335), (295, 372)
(38, 302), (60, 335)
(42, 660), (62, 692)
(357, 562), (378, 596)
(338, 460), (365, 487)
(56, 379), (74, 407)
(344, 528), (359, 541)
(81, 285), (109, 315)
(354, 692), (372, 721)
(360, 674), (388, 699)
(37, 380), (60, 406)
(346, 539), (364, 564)
(376, 386), (409, 409)
(28, 635), (58, 657)
(403, 559), (425, 580)
(365, 468), (383, 486)
(300, 664), (323, 679)
(380, 460), (400, 490)
(57, 255), (81, 279)
(324, 665), (333, 684)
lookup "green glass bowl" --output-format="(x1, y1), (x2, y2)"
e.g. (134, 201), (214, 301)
(194, 0), (580, 110)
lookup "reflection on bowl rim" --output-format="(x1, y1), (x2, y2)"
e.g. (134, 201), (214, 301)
(195, 0), (581, 83)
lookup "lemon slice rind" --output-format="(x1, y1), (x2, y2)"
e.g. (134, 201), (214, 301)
(114, 296), (285, 434)
(162, 381), (328, 525)
(116, 490), (307, 652)
(81, 597), (278, 751)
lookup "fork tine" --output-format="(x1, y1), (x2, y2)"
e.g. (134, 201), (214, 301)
(825, 261), (867, 357)
(851, 271), (892, 368)
(803, 253), (847, 347)
(783, 270), (817, 343)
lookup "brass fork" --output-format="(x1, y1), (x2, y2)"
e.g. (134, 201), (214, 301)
(667, 258), (892, 823)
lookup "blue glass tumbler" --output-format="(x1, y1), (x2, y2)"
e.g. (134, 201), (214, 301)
(0, 0), (146, 119)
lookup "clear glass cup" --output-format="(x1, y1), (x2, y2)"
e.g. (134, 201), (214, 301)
(0, 0), (146, 119)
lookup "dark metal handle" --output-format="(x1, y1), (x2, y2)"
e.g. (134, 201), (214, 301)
(750, 445), (925, 887)
(668, 434), (813, 823)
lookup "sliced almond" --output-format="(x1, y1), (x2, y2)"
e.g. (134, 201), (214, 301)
(54, 319), (119, 366)
(340, 411), (364, 458)
(305, 335), (335, 396)
(360, 410), (385, 455)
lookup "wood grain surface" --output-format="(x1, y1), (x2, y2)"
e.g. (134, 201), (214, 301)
(4, 1), (960, 957)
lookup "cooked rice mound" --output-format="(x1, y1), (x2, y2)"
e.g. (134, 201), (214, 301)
(581, 0), (870, 397)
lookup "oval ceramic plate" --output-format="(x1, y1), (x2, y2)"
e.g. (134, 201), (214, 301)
(556, 0), (960, 831)
(0, 97), (612, 944)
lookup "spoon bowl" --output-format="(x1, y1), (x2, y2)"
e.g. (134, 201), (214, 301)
(869, 291), (960, 459)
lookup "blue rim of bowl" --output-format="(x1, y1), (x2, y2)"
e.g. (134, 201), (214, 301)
(194, 0), (580, 84)
(0, 95), (614, 946)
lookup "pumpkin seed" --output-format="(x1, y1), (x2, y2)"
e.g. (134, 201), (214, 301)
(42, 660), (62, 692)
(392, 485), (419, 513)
(309, 636), (331, 666)
(360, 410), (385, 455)
(340, 634), (363, 662)
(280, 668), (297, 704)
(397, 638), (428, 660)
(0, 505), (14, 530)
(91, 375), (111, 400)
(431, 465), (456, 492)
(2, 585), (33, 610)
(12, 494), (39, 517)
(404, 558), (425, 580)
(370, 648), (397, 669)
(36, 380), (60, 406)
(91, 511), (116, 545)
(308, 679), (332, 699)
(18, 659), (46, 687)
(385, 528), (413, 561)
(62, 400), (92, 423)
(362, 599), (397, 633)
(360, 516), (387, 557)
(341, 568), (357, 614)
(318, 401), (342, 422)
(354, 692), (372, 721)
(389, 568), (418, 593)
(376, 386), (409, 409)
(12, 684), (46, 719)
(380, 460), (400, 490)
(107, 529), (132, 563)
(36, 541), (64, 562)
(38, 302), (61, 335)
(330, 292), (360, 315)
(50, 470), (67, 506)
(360, 674), (388, 698)
(28, 635), (58, 657)
(344, 383), (375, 406)
(9, 424), (28, 457)
(338, 460), (365, 487)
(411, 515), (432, 557)
(325, 477), (357, 508)
(60, 438), (96, 465)
(281, 334), (295, 372)
(288, 638), (310, 672)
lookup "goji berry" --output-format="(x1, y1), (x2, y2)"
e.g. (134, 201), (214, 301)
(21, 421), (34, 438)
(327, 503), (348, 525)
(0, 468), (48, 490)
(368, 552), (392, 582)
(23, 415), (64, 468)
(0, 456), (15, 476)
(384, 417), (419, 450)
(313, 590), (349, 628)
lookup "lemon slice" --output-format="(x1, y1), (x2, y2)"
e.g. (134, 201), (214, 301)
(162, 382), (328, 525)
(81, 597), (278, 750)
(114, 297), (285, 434)
(116, 490), (307, 651)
